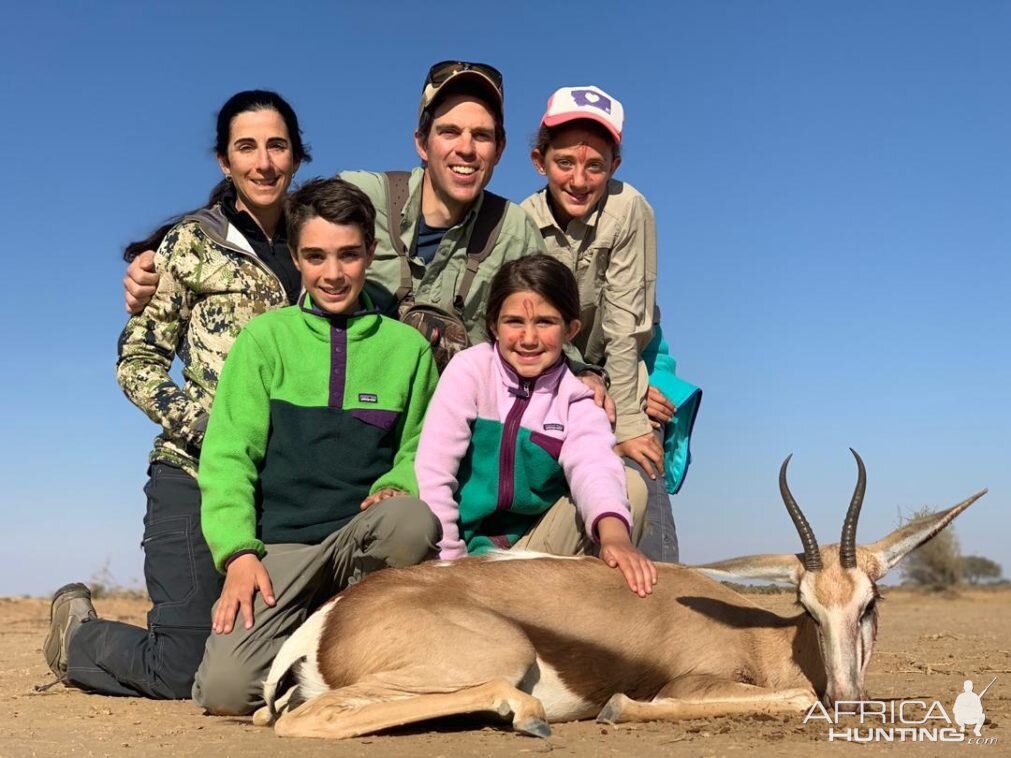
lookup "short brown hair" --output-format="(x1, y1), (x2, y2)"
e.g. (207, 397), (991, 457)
(286, 177), (376, 251)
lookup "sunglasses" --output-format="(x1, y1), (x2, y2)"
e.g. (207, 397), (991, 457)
(424, 60), (504, 96)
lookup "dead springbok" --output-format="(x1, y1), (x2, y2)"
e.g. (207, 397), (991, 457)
(256, 450), (985, 739)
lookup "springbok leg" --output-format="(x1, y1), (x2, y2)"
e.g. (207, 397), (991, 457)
(276, 608), (550, 739)
(274, 677), (549, 739)
(597, 676), (816, 723)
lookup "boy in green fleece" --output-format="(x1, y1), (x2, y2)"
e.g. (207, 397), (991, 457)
(193, 177), (441, 716)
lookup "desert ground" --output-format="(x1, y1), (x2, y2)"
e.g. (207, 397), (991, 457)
(2, 586), (1007, 758)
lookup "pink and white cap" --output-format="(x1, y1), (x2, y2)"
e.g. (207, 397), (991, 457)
(541, 85), (624, 144)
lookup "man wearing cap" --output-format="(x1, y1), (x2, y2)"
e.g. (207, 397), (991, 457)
(337, 61), (545, 347)
(123, 61), (545, 351)
(120, 65), (644, 549)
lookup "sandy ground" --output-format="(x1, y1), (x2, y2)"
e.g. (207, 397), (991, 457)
(2, 587), (1008, 758)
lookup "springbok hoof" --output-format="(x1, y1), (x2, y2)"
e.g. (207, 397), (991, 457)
(596, 693), (630, 724)
(251, 705), (275, 727)
(515, 718), (552, 738)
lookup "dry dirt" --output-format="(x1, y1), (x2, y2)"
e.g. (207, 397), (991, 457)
(2, 587), (1008, 757)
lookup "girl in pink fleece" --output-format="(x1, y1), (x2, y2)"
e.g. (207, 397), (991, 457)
(415, 255), (656, 595)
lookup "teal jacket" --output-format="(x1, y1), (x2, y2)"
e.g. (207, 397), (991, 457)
(198, 293), (439, 572)
(642, 325), (702, 494)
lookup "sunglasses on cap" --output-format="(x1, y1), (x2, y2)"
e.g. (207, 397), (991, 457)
(424, 60), (504, 95)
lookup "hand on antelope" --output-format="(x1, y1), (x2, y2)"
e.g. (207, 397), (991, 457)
(255, 450), (986, 740)
(213, 553), (276, 634)
(597, 515), (657, 596)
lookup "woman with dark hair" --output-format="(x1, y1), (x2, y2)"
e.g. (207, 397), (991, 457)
(42, 90), (310, 699)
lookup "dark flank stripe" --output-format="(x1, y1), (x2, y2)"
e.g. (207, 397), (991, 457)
(329, 321), (348, 409)
(349, 408), (400, 432)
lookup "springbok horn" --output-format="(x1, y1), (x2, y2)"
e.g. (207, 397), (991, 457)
(780, 454), (822, 571)
(839, 448), (867, 569)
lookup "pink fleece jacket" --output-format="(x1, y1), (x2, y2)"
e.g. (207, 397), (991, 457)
(415, 341), (632, 558)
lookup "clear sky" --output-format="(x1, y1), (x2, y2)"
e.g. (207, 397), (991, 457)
(1, 2), (1007, 596)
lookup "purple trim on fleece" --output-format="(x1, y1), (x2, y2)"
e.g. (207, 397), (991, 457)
(349, 408), (400, 432)
(591, 511), (631, 543)
(496, 350), (566, 390)
(489, 534), (513, 550)
(496, 380), (532, 511)
(529, 431), (563, 460)
(328, 321), (348, 409)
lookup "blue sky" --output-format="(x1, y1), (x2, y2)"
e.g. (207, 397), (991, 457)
(1, 2), (1007, 596)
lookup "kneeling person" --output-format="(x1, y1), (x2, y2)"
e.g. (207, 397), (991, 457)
(194, 178), (441, 715)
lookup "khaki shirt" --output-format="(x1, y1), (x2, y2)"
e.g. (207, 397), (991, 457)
(341, 167), (546, 345)
(522, 181), (657, 442)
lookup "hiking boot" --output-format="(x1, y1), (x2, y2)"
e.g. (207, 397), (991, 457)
(43, 582), (97, 679)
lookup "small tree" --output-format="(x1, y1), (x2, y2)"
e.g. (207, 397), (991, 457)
(961, 555), (1003, 585)
(900, 506), (962, 589)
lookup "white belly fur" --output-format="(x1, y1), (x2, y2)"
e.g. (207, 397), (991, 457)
(522, 657), (597, 722)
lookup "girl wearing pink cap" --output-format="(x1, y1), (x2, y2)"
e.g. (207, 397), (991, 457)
(521, 86), (695, 564)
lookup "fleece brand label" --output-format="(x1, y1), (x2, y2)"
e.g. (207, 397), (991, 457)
(543, 423), (564, 432)
(359, 393), (378, 403)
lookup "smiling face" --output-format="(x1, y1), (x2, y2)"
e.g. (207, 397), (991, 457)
(532, 124), (619, 227)
(291, 216), (375, 316)
(217, 108), (299, 217)
(490, 290), (580, 378)
(415, 94), (504, 224)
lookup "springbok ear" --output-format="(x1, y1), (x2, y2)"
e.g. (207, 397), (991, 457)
(864, 489), (987, 580)
(693, 553), (805, 586)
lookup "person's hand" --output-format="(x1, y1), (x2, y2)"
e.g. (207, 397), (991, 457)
(577, 372), (616, 424)
(125, 250), (159, 314)
(615, 432), (665, 480)
(213, 553), (275, 634)
(360, 487), (407, 510)
(597, 517), (657, 597)
(645, 386), (676, 428)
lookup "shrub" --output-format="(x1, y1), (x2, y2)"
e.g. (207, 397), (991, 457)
(900, 506), (963, 590)
(961, 555), (1003, 585)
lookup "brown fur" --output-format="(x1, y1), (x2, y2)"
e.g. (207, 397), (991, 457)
(315, 558), (823, 710)
(267, 489), (985, 739)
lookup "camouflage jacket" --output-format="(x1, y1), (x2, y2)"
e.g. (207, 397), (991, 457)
(116, 205), (289, 476)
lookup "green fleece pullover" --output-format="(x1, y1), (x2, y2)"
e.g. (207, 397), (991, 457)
(198, 293), (439, 572)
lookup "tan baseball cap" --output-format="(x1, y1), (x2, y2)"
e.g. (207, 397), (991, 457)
(418, 60), (504, 123)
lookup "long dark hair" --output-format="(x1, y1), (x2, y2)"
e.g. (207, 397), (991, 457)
(122, 89), (311, 261)
(484, 254), (580, 340)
